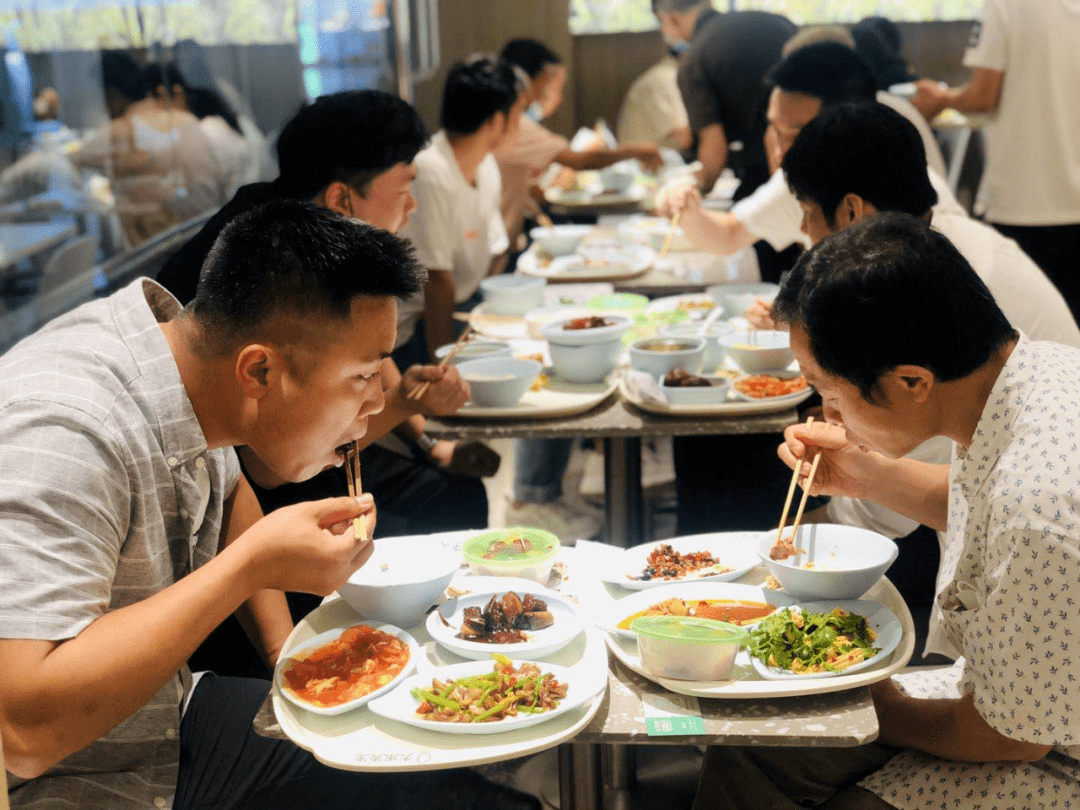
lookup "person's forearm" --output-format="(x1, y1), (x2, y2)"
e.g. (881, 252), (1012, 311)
(859, 455), (950, 532)
(555, 145), (648, 172)
(0, 547), (258, 777)
(679, 209), (754, 256)
(695, 123), (728, 193)
(945, 68), (1003, 115)
(423, 271), (456, 361)
(874, 686), (1052, 763)
(219, 480), (292, 668)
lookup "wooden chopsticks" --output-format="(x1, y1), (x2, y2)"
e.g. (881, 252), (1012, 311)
(658, 210), (681, 259)
(343, 440), (365, 539)
(773, 416), (822, 558)
(406, 325), (473, 401)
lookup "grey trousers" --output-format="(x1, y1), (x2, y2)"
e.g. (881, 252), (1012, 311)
(692, 744), (901, 810)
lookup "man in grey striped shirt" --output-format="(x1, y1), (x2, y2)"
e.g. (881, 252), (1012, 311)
(0, 201), (429, 808)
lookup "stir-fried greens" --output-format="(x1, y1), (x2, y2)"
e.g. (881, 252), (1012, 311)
(748, 607), (879, 674)
(412, 654), (568, 723)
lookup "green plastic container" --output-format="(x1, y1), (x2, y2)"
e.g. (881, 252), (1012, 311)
(462, 527), (561, 584)
(631, 616), (747, 681)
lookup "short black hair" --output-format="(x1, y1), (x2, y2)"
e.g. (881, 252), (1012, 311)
(769, 42), (877, 106)
(773, 213), (1016, 401)
(782, 102), (937, 225)
(275, 90), (428, 200)
(191, 199), (425, 358)
(501, 39), (562, 79)
(440, 55), (523, 136)
(101, 51), (147, 102)
(852, 17), (915, 90)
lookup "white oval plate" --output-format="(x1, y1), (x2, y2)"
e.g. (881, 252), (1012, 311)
(603, 532), (764, 591)
(620, 376), (812, 417)
(598, 580), (796, 639)
(748, 600), (902, 680)
(427, 588), (584, 660)
(274, 621), (419, 716)
(731, 371), (811, 405)
(544, 183), (647, 209)
(367, 659), (605, 735)
(643, 293), (720, 319)
(450, 373), (617, 419)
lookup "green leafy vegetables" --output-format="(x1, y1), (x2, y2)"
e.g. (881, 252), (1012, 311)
(748, 607), (879, 674)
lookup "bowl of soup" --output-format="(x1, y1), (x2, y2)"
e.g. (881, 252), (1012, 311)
(756, 525), (899, 600)
(629, 337), (706, 378)
(706, 282), (780, 320)
(463, 527), (561, 583)
(456, 357), (542, 408)
(530, 224), (593, 257)
(719, 330), (795, 373)
(660, 319), (732, 373)
(542, 314), (633, 384)
(480, 274), (546, 316)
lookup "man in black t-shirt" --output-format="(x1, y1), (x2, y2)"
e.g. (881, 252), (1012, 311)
(654, 0), (794, 197)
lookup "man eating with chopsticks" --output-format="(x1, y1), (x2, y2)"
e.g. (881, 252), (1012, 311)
(693, 213), (1080, 809)
(0, 200), (539, 810)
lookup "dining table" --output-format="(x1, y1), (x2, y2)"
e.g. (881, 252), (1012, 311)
(257, 534), (914, 810)
(0, 220), (77, 271)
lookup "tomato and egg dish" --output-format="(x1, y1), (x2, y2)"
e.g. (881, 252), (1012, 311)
(282, 624), (410, 708)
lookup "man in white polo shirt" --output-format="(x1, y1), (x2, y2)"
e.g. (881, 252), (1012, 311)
(914, 0), (1080, 320)
(396, 55), (526, 367)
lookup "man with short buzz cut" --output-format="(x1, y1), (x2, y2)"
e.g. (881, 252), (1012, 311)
(654, 0), (794, 196)
(694, 213), (1080, 810)
(395, 55), (527, 367)
(158, 89), (494, 553)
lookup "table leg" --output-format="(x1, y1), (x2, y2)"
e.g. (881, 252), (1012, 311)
(601, 744), (634, 810)
(602, 437), (643, 548)
(559, 742), (602, 810)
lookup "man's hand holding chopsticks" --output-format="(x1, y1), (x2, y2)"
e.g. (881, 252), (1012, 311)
(400, 363), (470, 415)
(777, 421), (881, 500)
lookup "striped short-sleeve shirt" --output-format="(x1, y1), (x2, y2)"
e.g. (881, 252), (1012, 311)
(1, 278), (240, 809)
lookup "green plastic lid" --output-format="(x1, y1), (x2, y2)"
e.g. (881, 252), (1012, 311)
(586, 293), (649, 312)
(630, 616), (748, 645)
(463, 527), (560, 566)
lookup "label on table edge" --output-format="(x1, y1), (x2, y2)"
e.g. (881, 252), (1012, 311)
(641, 691), (704, 736)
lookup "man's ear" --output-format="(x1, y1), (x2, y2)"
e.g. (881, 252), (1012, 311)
(883, 364), (935, 404)
(235, 344), (277, 399)
(320, 182), (354, 218)
(836, 193), (870, 227)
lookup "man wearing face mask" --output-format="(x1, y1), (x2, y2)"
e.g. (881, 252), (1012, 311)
(654, 0), (794, 197)
(495, 38), (663, 245)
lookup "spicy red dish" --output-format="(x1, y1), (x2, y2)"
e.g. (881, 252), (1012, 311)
(563, 316), (613, 330)
(734, 374), (808, 399)
(282, 624), (411, 708)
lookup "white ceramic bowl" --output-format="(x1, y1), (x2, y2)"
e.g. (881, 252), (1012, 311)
(456, 357), (542, 407)
(530, 224), (593, 256)
(660, 373), (731, 406)
(542, 314), (633, 384)
(434, 340), (511, 365)
(338, 537), (462, 628)
(719, 330), (795, 373)
(524, 304), (590, 340)
(629, 337), (706, 378)
(660, 320), (733, 373)
(706, 282), (780, 320)
(599, 165), (636, 194)
(479, 274), (546, 315)
(756, 525), (899, 600)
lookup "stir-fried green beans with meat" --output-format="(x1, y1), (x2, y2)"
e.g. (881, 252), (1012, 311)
(412, 654), (568, 723)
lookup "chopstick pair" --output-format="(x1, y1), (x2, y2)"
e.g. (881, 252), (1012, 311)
(406, 325), (473, 401)
(343, 440), (365, 539)
(774, 416), (823, 557)
(658, 210), (681, 259)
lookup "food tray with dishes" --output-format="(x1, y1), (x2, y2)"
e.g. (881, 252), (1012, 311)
(270, 596), (608, 772)
(543, 181), (647, 210)
(599, 572), (914, 699)
(450, 372), (617, 419)
(619, 373), (813, 417)
(517, 243), (656, 283)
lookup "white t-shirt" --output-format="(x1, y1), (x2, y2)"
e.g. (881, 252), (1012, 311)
(732, 165), (966, 253)
(616, 56), (691, 149)
(396, 130), (509, 348)
(876, 90), (948, 181)
(857, 337), (1080, 808)
(963, 0), (1080, 224)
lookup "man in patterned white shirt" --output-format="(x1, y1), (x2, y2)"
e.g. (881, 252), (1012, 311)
(694, 213), (1080, 809)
